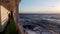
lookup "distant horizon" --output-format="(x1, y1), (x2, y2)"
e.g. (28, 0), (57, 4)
(19, 11), (60, 14)
(19, 12), (60, 14)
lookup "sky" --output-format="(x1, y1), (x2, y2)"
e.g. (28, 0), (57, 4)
(19, 0), (60, 13)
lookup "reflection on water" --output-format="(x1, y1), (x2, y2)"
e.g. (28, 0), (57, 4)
(19, 14), (60, 34)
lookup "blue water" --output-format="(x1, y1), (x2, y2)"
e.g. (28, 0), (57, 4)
(19, 14), (60, 34)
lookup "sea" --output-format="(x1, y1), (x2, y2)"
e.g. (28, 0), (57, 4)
(19, 13), (60, 34)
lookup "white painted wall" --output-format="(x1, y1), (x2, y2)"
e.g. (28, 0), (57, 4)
(0, 5), (10, 32)
(1, 5), (10, 25)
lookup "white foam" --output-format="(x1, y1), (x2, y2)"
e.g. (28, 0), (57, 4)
(26, 29), (53, 34)
(26, 30), (37, 34)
